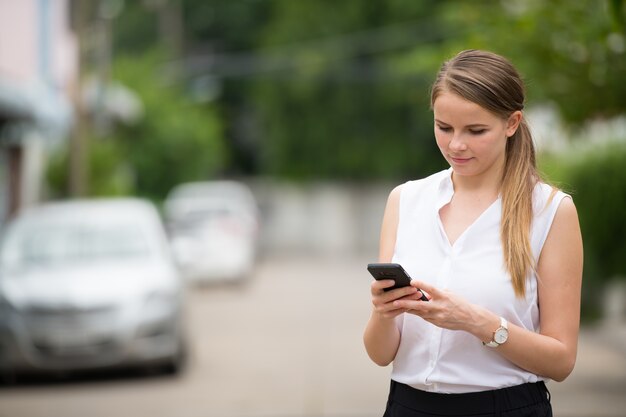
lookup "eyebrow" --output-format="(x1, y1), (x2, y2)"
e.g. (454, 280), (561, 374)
(434, 119), (489, 128)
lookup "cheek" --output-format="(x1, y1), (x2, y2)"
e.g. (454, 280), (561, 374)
(477, 134), (507, 155)
(434, 132), (448, 149)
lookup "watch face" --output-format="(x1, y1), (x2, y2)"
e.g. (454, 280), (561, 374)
(495, 329), (508, 344)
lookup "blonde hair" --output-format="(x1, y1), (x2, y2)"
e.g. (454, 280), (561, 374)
(430, 50), (538, 298)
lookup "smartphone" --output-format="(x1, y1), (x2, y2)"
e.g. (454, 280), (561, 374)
(367, 262), (429, 301)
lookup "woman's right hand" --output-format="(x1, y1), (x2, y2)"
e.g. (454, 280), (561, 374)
(370, 279), (421, 319)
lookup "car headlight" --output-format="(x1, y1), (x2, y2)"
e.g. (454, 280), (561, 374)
(137, 291), (179, 338)
(143, 290), (178, 317)
(0, 295), (14, 317)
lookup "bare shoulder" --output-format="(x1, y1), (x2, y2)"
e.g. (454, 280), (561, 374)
(551, 196), (581, 235)
(538, 195), (583, 281)
(382, 184), (404, 227)
(378, 184), (404, 262)
(556, 195), (578, 218)
(387, 184), (403, 205)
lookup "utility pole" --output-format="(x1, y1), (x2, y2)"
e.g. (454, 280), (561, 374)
(68, 0), (122, 196)
(68, 0), (90, 197)
(144, 0), (184, 60)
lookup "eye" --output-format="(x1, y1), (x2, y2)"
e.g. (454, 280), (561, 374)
(469, 129), (486, 135)
(437, 125), (452, 133)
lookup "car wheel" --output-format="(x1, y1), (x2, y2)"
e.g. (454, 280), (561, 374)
(0, 369), (17, 385)
(162, 339), (188, 376)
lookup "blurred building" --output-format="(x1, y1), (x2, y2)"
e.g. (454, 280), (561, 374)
(0, 0), (76, 224)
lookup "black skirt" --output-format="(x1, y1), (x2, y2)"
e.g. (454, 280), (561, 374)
(383, 380), (552, 417)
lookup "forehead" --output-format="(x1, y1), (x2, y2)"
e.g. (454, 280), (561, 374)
(433, 92), (501, 124)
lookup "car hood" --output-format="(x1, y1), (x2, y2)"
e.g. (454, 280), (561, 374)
(0, 260), (179, 310)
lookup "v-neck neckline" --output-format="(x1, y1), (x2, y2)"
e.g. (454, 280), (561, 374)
(437, 196), (500, 249)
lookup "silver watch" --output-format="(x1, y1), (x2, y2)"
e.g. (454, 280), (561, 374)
(483, 317), (509, 348)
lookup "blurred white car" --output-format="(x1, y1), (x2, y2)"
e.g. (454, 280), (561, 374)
(164, 181), (259, 284)
(0, 198), (187, 378)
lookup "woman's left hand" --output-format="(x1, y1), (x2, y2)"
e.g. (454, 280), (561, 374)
(392, 280), (480, 332)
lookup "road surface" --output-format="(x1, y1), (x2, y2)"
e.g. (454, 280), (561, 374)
(1, 255), (625, 416)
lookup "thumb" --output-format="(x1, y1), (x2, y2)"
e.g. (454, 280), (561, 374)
(411, 280), (439, 299)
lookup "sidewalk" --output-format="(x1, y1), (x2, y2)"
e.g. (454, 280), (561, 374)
(549, 323), (626, 416)
(595, 320), (626, 356)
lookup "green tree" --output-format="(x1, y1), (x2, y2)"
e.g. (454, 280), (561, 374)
(47, 51), (226, 202)
(106, 0), (626, 181)
(438, 0), (626, 123)
(250, 0), (448, 180)
(111, 52), (226, 201)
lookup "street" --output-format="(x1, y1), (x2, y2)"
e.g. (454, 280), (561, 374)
(0, 255), (625, 417)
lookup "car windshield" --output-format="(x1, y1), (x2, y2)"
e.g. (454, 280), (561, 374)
(0, 222), (151, 268)
(177, 206), (235, 224)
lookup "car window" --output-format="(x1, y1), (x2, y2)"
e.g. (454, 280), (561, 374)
(0, 223), (151, 268)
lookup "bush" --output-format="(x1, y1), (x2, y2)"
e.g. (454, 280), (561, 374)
(539, 143), (626, 320)
(46, 137), (134, 198)
(565, 144), (626, 282)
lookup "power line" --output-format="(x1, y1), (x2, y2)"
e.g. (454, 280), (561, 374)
(163, 19), (459, 81)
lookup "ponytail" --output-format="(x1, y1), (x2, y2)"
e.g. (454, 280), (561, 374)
(500, 119), (537, 297)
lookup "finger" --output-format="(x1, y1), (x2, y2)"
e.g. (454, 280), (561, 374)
(381, 285), (418, 302)
(399, 292), (428, 302)
(374, 299), (411, 317)
(371, 279), (395, 292)
(372, 278), (417, 294)
(373, 286), (418, 307)
(393, 298), (432, 312)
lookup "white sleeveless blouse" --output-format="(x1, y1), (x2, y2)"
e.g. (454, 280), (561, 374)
(390, 168), (568, 393)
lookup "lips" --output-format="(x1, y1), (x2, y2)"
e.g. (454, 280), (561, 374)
(450, 156), (472, 164)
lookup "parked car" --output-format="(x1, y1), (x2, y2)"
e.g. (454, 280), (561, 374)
(0, 198), (187, 379)
(164, 180), (259, 284)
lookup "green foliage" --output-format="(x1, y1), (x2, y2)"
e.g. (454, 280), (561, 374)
(439, 0), (626, 123)
(46, 138), (134, 198)
(111, 0), (451, 181)
(251, 0), (448, 180)
(46, 50), (226, 201)
(183, 0), (270, 50)
(539, 144), (626, 320)
(108, 0), (626, 181)
(565, 145), (626, 282)
(110, 2), (158, 55)
(110, 51), (226, 201)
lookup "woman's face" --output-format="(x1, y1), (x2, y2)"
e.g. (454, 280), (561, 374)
(433, 91), (521, 181)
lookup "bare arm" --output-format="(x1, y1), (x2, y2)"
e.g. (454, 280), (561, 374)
(393, 197), (583, 380)
(363, 185), (418, 366)
(496, 197), (583, 380)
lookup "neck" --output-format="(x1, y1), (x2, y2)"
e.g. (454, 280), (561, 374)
(451, 159), (504, 198)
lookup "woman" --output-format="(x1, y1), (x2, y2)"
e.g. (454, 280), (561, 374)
(363, 50), (583, 417)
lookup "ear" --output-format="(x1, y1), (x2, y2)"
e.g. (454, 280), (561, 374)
(505, 111), (523, 137)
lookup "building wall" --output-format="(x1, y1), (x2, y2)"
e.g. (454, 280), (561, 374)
(0, 0), (38, 82)
(0, 0), (77, 222)
(0, 149), (6, 222)
(249, 180), (393, 258)
(0, 0), (77, 90)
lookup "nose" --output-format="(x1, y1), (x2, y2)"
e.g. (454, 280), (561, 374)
(448, 133), (467, 152)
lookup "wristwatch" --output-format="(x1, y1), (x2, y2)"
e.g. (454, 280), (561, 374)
(483, 317), (509, 348)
